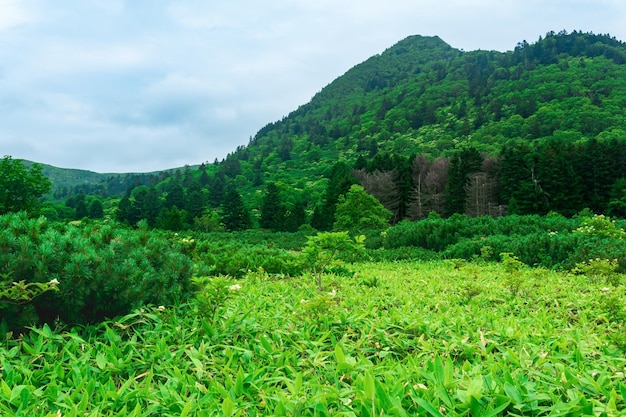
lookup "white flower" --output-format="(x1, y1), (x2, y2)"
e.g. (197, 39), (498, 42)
(49, 278), (60, 286)
(601, 287), (611, 292)
(157, 305), (166, 312)
(327, 289), (337, 296)
(229, 284), (241, 291)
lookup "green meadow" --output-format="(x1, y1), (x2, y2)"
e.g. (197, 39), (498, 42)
(2, 260), (625, 416)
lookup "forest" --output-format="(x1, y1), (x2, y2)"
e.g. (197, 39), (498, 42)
(1, 30), (626, 415)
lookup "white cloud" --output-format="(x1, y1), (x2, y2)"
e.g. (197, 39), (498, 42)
(0, 0), (36, 31)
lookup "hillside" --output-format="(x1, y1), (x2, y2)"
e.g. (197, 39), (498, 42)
(29, 30), (626, 226)
(206, 31), (626, 218)
(227, 31), (626, 181)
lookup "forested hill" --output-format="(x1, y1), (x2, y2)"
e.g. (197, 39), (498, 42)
(35, 31), (626, 229)
(232, 31), (626, 175)
(209, 31), (626, 218)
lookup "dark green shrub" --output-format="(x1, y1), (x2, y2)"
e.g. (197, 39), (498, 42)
(0, 213), (195, 327)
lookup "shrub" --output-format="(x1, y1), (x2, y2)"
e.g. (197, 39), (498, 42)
(0, 213), (195, 328)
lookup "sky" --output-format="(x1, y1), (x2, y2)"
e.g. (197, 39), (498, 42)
(1, 0), (625, 173)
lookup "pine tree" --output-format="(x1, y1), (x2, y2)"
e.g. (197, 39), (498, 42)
(445, 147), (483, 216)
(220, 187), (251, 231)
(259, 182), (286, 231)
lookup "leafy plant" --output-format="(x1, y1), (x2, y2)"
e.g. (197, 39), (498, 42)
(500, 252), (526, 297)
(302, 231), (365, 291)
(192, 276), (241, 324)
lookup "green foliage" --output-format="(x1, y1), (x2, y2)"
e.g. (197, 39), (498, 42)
(572, 258), (622, 285)
(220, 187), (252, 232)
(574, 214), (626, 239)
(0, 276), (59, 306)
(259, 182), (285, 231)
(334, 184), (392, 234)
(192, 276), (241, 324)
(0, 213), (194, 328)
(302, 231), (365, 291)
(1, 260), (625, 415)
(0, 156), (51, 214)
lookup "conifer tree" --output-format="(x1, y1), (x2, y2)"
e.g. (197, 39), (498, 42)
(445, 147), (483, 216)
(220, 187), (251, 231)
(259, 182), (286, 231)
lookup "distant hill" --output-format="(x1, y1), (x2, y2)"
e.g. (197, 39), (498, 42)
(22, 160), (194, 200)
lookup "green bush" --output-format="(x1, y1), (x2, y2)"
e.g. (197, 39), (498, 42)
(0, 213), (195, 327)
(194, 238), (302, 277)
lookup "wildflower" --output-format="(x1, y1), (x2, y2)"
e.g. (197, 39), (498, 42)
(49, 278), (60, 286)
(229, 284), (241, 291)
(327, 289), (337, 296)
(601, 287), (611, 292)
(157, 305), (166, 312)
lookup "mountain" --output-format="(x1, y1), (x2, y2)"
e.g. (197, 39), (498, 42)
(29, 30), (626, 224)
(194, 30), (626, 223)
(223, 31), (626, 187)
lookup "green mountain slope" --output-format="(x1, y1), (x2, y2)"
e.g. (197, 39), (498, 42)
(223, 31), (626, 191)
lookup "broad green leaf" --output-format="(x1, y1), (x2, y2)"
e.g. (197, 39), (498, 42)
(415, 398), (443, 417)
(222, 396), (235, 417)
(234, 368), (245, 396)
(504, 383), (523, 405)
(0, 380), (11, 398)
(482, 400), (511, 417)
(180, 400), (194, 417)
(96, 352), (107, 370)
(363, 371), (375, 401)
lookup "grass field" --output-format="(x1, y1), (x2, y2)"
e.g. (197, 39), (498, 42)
(1, 260), (625, 416)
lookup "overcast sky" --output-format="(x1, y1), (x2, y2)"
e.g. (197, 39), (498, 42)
(1, 0), (625, 173)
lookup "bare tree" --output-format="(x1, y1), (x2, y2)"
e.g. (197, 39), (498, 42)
(423, 157), (450, 216)
(353, 168), (400, 219)
(464, 155), (503, 217)
(408, 155), (432, 220)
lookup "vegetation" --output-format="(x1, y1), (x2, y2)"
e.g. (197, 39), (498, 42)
(2, 260), (625, 415)
(0, 156), (51, 215)
(3, 30), (626, 415)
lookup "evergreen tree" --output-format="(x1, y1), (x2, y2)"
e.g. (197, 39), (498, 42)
(259, 182), (286, 231)
(284, 200), (306, 232)
(208, 174), (225, 208)
(164, 180), (185, 209)
(116, 196), (133, 224)
(185, 183), (206, 223)
(445, 147), (483, 216)
(156, 207), (187, 231)
(142, 187), (162, 227)
(220, 187), (252, 231)
(88, 199), (104, 219)
(74, 192), (89, 219)
(315, 161), (357, 230)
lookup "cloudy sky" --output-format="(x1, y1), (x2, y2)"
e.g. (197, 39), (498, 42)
(1, 0), (625, 172)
